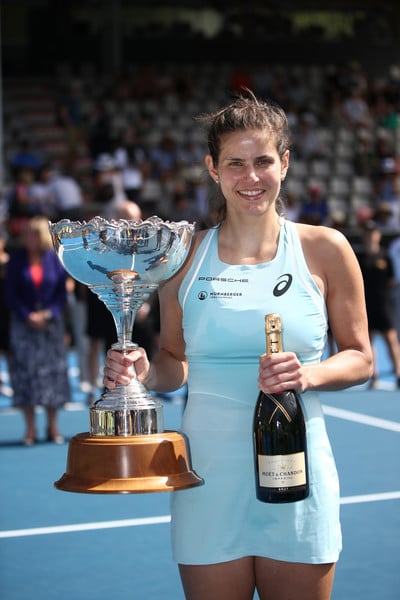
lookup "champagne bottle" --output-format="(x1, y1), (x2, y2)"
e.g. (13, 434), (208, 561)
(253, 313), (309, 503)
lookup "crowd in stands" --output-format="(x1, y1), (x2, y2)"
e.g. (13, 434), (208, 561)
(2, 58), (400, 407)
(2, 59), (400, 239)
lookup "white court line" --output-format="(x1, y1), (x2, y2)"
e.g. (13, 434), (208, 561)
(322, 404), (400, 432)
(0, 515), (171, 539)
(1, 491), (400, 539)
(340, 491), (400, 504)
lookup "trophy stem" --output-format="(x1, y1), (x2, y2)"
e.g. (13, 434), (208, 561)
(88, 278), (163, 436)
(90, 279), (157, 348)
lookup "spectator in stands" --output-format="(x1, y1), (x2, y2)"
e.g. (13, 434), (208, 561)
(373, 201), (400, 233)
(328, 210), (349, 233)
(113, 135), (145, 202)
(149, 131), (181, 180)
(177, 135), (204, 171)
(375, 156), (400, 203)
(283, 189), (301, 222)
(120, 125), (149, 167)
(292, 112), (322, 159)
(27, 165), (54, 218)
(168, 180), (200, 223)
(299, 183), (330, 225)
(354, 129), (377, 177)
(42, 164), (84, 221)
(9, 139), (44, 177)
(340, 84), (372, 129)
(136, 160), (163, 218)
(91, 153), (127, 218)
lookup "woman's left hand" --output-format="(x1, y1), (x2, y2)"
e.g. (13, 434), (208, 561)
(258, 351), (306, 394)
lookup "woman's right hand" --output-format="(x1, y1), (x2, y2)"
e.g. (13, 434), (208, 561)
(103, 347), (150, 389)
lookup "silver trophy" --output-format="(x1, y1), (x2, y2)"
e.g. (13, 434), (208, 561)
(49, 216), (202, 494)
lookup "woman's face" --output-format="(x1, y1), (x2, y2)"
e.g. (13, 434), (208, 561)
(23, 226), (41, 251)
(206, 128), (289, 218)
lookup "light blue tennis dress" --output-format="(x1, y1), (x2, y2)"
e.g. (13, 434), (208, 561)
(171, 219), (342, 565)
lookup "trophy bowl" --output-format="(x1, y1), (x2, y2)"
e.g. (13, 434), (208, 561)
(49, 216), (203, 493)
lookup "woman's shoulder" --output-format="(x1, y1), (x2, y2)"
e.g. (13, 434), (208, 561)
(159, 227), (212, 291)
(294, 222), (350, 252)
(293, 221), (358, 278)
(191, 227), (213, 250)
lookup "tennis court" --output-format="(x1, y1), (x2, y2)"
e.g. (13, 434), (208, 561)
(0, 345), (399, 600)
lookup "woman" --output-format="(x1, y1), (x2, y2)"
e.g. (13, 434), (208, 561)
(5, 215), (70, 445)
(103, 91), (373, 600)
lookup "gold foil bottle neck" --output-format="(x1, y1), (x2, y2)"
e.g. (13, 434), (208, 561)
(265, 313), (283, 355)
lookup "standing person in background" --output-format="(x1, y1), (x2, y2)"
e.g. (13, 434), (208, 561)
(388, 232), (400, 343)
(0, 225), (11, 396)
(356, 220), (400, 388)
(5, 216), (70, 445)
(103, 91), (372, 600)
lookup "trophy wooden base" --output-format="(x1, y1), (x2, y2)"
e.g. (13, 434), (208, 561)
(54, 431), (203, 494)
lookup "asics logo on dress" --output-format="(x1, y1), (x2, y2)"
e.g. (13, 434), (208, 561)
(273, 273), (293, 297)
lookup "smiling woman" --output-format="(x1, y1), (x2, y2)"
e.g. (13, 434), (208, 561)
(206, 128), (288, 230)
(102, 89), (373, 600)
(201, 92), (290, 226)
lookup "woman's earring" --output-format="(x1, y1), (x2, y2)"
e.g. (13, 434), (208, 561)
(215, 178), (219, 184)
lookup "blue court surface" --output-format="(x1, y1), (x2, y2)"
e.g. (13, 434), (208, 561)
(0, 346), (399, 600)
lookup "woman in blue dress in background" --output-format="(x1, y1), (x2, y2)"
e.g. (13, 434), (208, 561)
(5, 215), (70, 445)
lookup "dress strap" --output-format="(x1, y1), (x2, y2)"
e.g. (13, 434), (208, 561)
(180, 228), (217, 310)
(284, 220), (327, 317)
